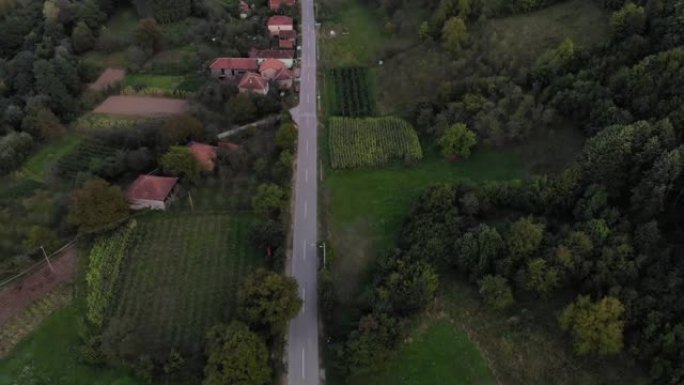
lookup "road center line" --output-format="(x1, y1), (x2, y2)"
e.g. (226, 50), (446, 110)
(301, 348), (306, 379)
(302, 241), (307, 261)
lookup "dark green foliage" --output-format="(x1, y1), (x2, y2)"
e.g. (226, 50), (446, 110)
(160, 146), (200, 181)
(203, 322), (270, 385)
(133, 0), (192, 23)
(327, 67), (377, 117)
(68, 179), (128, 232)
(0, 131), (35, 175)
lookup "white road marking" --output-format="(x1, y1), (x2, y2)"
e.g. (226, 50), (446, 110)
(304, 200), (308, 218)
(302, 241), (307, 261)
(301, 348), (306, 379)
(306, 139), (309, 155)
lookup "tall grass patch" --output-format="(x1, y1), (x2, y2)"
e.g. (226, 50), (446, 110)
(328, 116), (422, 169)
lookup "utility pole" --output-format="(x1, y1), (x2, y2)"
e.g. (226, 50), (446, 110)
(41, 246), (53, 272)
(319, 242), (326, 268)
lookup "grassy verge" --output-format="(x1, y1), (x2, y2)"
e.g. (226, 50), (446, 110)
(19, 135), (82, 182)
(348, 320), (496, 385)
(0, 306), (142, 385)
(103, 213), (261, 362)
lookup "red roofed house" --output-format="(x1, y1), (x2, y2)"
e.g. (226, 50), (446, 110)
(239, 72), (270, 95)
(126, 175), (179, 210)
(248, 48), (295, 68)
(269, 0), (295, 10)
(209, 58), (259, 80)
(267, 15), (293, 37)
(187, 142), (218, 172)
(259, 59), (293, 90)
(278, 30), (296, 49)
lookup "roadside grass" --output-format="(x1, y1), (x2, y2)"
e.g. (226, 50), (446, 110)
(19, 135), (82, 182)
(438, 279), (649, 385)
(488, 0), (610, 66)
(348, 320), (496, 385)
(0, 306), (143, 385)
(103, 213), (261, 363)
(324, 146), (525, 298)
(124, 74), (184, 90)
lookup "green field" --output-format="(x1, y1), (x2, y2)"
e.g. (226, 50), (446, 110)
(103, 213), (261, 361)
(328, 116), (422, 169)
(0, 306), (143, 385)
(325, 67), (377, 117)
(324, 147), (525, 298)
(124, 74), (184, 90)
(348, 320), (496, 385)
(19, 135), (82, 181)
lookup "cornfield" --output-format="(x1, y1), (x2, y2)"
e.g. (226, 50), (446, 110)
(328, 116), (423, 169)
(327, 67), (377, 117)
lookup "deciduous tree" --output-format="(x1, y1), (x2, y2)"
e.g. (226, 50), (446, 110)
(559, 295), (625, 355)
(203, 321), (270, 385)
(438, 123), (476, 159)
(160, 146), (200, 181)
(479, 275), (514, 310)
(68, 179), (128, 232)
(238, 269), (302, 336)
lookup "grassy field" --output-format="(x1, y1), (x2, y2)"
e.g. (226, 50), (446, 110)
(348, 320), (496, 385)
(19, 135), (82, 181)
(438, 279), (648, 385)
(103, 213), (261, 362)
(324, 146), (525, 298)
(0, 306), (142, 385)
(174, 176), (256, 212)
(488, 0), (610, 65)
(124, 74), (184, 90)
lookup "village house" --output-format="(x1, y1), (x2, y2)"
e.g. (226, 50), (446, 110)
(238, 72), (270, 95)
(187, 142), (218, 172)
(269, 0), (295, 10)
(267, 15), (293, 37)
(209, 58), (259, 80)
(248, 48), (295, 68)
(126, 175), (179, 210)
(259, 59), (293, 90)
(278, 30), (296, 49)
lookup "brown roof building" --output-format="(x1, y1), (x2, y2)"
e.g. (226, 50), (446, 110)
(238, 72), (270, 95)
(187, 142), (218, 172)
(269, 0), (295, 10)
(126, 175), (179, 210)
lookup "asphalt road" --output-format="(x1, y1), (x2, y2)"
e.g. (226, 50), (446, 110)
(287, 0), (320, 382)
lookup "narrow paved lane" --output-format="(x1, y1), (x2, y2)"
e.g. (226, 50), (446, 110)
(287, 0), (320, 382)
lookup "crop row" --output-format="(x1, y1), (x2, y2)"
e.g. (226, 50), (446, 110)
(328, 67), (376, 117)
(329, 116), (423, 169)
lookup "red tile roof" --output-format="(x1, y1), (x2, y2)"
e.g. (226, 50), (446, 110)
(187, 142), (217, 171)
(279, 39), (295, 49)
(279, 30), (296, 39)
(269, 0), (295, 9)
(267, 15), (293, 27)
(259, 58), (286, 73)
(210, 57), (259, 70)
(249, 49), (295, 59)
(238, 72), (269, 93)
(126, 175), (178, 202)
(275, 67), (293, 80)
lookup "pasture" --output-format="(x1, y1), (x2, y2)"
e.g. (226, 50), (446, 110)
(328, 116), (422, 169)
(124, 74), (184, 90)
(348, 320), (495, 385)
(103, 213), (261, 361)
(19, 135), (82, 181)
(325, 67), (376, 117)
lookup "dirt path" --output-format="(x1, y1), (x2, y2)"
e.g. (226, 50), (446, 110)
(0, 246), (78, 327)
(89, 68), (126, 91)
(93, 95), (189, 116)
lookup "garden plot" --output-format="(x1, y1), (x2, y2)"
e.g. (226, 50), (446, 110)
(328, 116), (422, 168)
(93, 95), (189, 116)
(326, 67), (376, 117)
(103, 213), (261, 361)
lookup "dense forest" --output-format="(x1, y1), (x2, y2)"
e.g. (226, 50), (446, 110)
(329, 0), (684, 383)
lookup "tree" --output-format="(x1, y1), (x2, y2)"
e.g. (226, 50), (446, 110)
(203, 321), (270, 385)
(226, 93), (257, 124)
(251, 183), (284, 217)
(161, 114), (204, 146)
(374, 255), (439, 316)
(238, 269), (302, 336)
(479, 275), (514, 310)
(71, 21), (95, 54)
(441, 17), (468, 53)
(610, 3), (645, 40)
(160, 146), (200, 181)
(275, 122), (297, 151)
(418, 21), (430, 41)
(559, 295), (625, 355)
(23, 226), (61, 254)
(68, 179), (128, 232)
(134, 18), (162, 53)
(506, 216), (544, 259)
(438, 123), (476, 159)
(21, 107), (65, 141)
(525, 258), (560, 296)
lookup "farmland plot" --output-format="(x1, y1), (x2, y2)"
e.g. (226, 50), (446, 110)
(327, 67), (377, 117)
(102, 213), (260, 362)
(328, 116), (423, 168)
